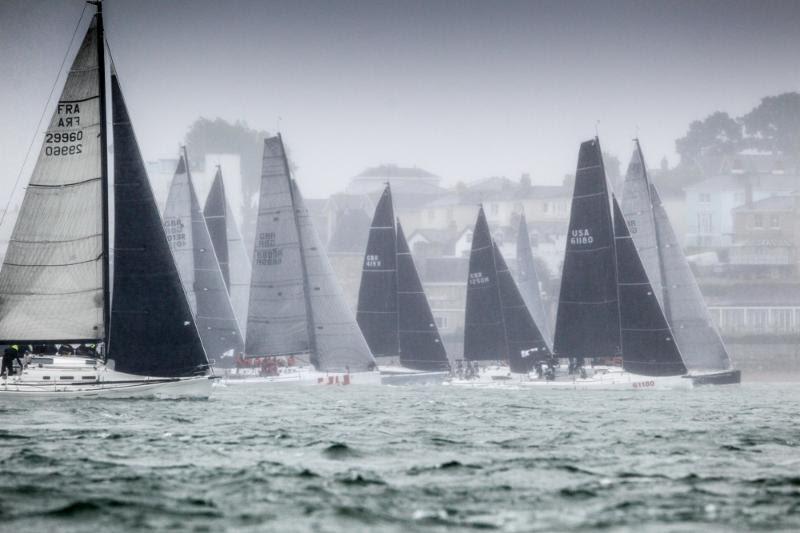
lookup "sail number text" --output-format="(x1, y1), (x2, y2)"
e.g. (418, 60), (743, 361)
(468, 271), (490, 285)
(256, 232), (282, 266)
(570, 229), (594, 245)
(365, 254), (382, 268)
(164, 218), (187, 247)
(45, 103), (85, 157)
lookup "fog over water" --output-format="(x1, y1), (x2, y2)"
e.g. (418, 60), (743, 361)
(1, 0), (798, 199)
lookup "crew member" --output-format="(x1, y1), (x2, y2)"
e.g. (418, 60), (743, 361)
(2, 345), (23, 376)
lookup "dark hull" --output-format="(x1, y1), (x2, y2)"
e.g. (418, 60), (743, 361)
(690, 369), (741, 386)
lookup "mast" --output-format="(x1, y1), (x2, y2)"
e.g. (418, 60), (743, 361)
(93, 0), (110, 345)
(281, 135), (318, 363)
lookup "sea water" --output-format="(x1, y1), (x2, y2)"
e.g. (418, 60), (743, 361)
(0, 383), (798, 532)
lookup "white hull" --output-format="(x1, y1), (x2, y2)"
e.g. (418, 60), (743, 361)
(379, 365), (449, 386)
(448, 366), (694, 390)
(0, 356), (214, 399)
(220, 366), (382, 386)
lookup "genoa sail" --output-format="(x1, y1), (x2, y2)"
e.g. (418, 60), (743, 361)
(204, 167), (230, 290)
(396, 222), (449, 371)
(356, 184), (399, 357)
(553, 138), (621, 364)
(613, 197), (686, 376)
(163, 153), (244, 362)
(108, 73), (208, 377)
(245, 136), (310, 357)
(293, 181), (377, 372)
(494, 242), (552, 374)
(516, 213), (553, 351)
(0, 19), (104, 342)
(463, 207), (508, 362)
(226, 199), (251, 333)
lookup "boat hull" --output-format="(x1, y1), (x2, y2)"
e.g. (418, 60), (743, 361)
(0, 356), (214, 399)
(379, 366), (449, 385)
(220, 367), (382, 386)
(690, 369), (741, 386)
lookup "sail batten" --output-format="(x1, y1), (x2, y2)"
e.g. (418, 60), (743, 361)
(0, 18), (104, 342)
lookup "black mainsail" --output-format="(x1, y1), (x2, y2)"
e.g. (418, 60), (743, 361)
(553, 138), (621, 366)
(621, 141), (732, 372)
(356, 185), (399, 357)
(494, 242), (552, 373)
(613, 197), (687, 376)
(163, 150), (244, 362)
(463, 207), (508, 362)
(109, 74), (208, 377)
(516, 213), (553, 351)
(396, 222), (449, 371)
(246, 135), (376, 372)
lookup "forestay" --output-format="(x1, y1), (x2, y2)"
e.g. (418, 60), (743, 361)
(0, 19), (104, 342)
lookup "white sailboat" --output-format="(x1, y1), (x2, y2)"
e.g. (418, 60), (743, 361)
(0, 3), (214, 399)
(224, 134), (381, 385)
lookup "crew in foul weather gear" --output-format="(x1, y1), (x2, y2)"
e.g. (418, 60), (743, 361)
(58, 344), (75, 355)
(2, 345), (23, 376)
(76, 343), (97, 357)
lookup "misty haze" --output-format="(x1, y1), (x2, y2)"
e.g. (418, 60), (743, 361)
(0, 1), (798, 531)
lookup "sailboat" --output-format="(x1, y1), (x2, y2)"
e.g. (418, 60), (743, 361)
(453, 206), (553, 384)
(163, 149), (244, 368)
(356, 184), (450, 384)
(0, 3), (213, 398)
(231, 134), (381, 385)
(620, 140), (740, 385)
(516, 213), (553, 351)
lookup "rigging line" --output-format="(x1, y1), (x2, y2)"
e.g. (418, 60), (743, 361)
(0, 3), (90, 230)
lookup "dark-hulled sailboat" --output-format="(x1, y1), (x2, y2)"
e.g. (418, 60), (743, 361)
(0, 3), (213, 398)
(163, 149), (244, 368)
(458, 206), (553, 382)
(621, 140), (740, 385)
(356, 184), (450, 384)
(234, 135), (380, 385)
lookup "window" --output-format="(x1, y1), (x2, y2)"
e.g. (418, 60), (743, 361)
(543, 202), (549, 213)
(697, 213), (713, 234)
(746, 309), (768, 332)
(770, 215), (780, 229)
(772, 309), (792, 333)
(434, 316), (448, 329)
(699, 193), (711, 203)
(754, 214), (763, 229)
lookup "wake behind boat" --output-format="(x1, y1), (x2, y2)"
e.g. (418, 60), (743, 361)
(0, 4), (214, 399)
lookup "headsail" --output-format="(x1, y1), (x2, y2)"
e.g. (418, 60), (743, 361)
(494, 242), (552, 374)
(204, 167), (230, 289)
(226, 198), (252, 331)
(396, 222), (449, 371)
(553, 138), (621, 364)
(613, 197), (686, 376)
(245, 136), (311, 357)
(516, 214), (553, 351)
(0, 19), (104, 342)
(463, 207), (508, 362)
(109, 74), (208, 377)
(356, 184), (399, 357)
(294, 181), (377, 372)
(651, 185), (731, 371)
(163, 152), (244, 362)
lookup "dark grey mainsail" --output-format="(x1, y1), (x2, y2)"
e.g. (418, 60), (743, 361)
(621, 141), (732, 372)
(163, 151), (244, 362)
(396, 222), (449, 371)
(0, 18), (104, 343)
(614, 197), (687, 376)
(356, 184), (399, 357)
(109, 74), (208, 377)
(464, 207), (508, 362)
(494, 242), (552, 374)
(516, 213), (553, 351)
(246, 135), (376, 372)
(246, 136), (309, 357)
(553, 138), (621, 366)
(204, 167), (230, 289)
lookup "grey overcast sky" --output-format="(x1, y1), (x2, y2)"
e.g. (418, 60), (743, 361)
(1, 0), (798, 199)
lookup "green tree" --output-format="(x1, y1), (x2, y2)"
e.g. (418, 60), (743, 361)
(741, 92), (800, 156)
(675, 111), (742, 163)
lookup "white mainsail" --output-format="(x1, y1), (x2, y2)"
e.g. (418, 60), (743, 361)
(293, 182), (376, 372)
(245, 137), (310, 356)
(0, 19), (104, 341)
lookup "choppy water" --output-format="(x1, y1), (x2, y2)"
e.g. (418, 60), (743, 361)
(1, 383), (799, 532)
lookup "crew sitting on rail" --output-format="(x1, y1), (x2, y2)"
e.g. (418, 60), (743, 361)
(76, 343), (97, 357)
(2, 345), (23, 377)
(58, 344), (75, 356)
